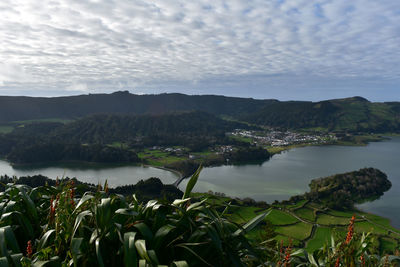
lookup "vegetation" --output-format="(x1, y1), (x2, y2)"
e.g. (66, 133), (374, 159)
(7, 143), (140, 165)
(0, 93), (399, 134)
(306, 168), (392, 209)
(0, 170), (399, 266)
(242, 96), (400, 132)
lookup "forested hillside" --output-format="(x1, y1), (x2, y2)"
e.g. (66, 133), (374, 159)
(0, 92), (399, 133)
(0, 111), (254, 164)
(0, 91), (274, 122)
(242, 97), (400, 132)
(50, 111), (250, 144)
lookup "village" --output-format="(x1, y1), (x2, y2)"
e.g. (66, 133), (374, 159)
(228, 129), (338, 146)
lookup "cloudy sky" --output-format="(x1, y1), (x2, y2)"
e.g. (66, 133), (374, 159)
(0, 0), (399, 101)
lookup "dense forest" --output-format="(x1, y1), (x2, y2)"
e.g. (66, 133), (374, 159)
(0, 91), (274, 122)
(242, 96), (400, 132)
(0, 92), (399, 133)
(0, 111), (258, 164)
(7, 143), (139, 164)
(305, 168), (392, 209)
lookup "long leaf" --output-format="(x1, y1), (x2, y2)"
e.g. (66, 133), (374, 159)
(38, 230), (56, 250)
(183, 165), (202, 199)
(72, 210), (92, 239)
(234, 210), (270, 236)
(95, 238), (105, 267)
(71, 238), (83, 267)
(123, 232), (137, 267)
(133, 223), (154, 242)
(135, 240), (150, 262)
(74, 194), (94, 212)
(173, 261), (189, 267)
(154, 224), (175, 250)
(0, 226), (20, 255)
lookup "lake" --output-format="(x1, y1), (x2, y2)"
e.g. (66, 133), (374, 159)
(0, 161), (180, 186)
(179, 136), (400, 228)
(0, 136), (399, 227)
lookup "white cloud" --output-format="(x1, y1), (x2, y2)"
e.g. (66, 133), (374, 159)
(66, 82), (88, 92)
(0, 0), (399, 99)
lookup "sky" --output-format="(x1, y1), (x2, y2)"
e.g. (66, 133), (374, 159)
(0, 0), (399, 101)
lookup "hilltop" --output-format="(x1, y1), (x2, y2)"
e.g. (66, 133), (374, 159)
(0, 92), (399, 133)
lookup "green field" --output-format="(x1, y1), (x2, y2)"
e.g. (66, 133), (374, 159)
(266, 209), (299, 225)
(306, 227), (332, 252)
(138, 149), (188, 166)
(0, 125), (14, 134)
(294, 207), (316, 222)
(275, 222), (313, 240)
(316, 213), (351, 225)
(355, 221), (388, 235)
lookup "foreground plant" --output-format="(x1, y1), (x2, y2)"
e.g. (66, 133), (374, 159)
(0, 168), (268, 266)
(0, 169), (399, 266)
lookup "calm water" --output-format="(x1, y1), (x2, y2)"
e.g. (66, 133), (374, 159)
(0, 137), (399, 227)
(0, 162), (179, 186)
(180, 137), (400, 227)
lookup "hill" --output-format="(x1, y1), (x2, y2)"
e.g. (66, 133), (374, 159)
(0, 111), (256, 164)
(0, 91), (275, 122)
(241, 96), (400, 132)
(0, 92), (399, 133)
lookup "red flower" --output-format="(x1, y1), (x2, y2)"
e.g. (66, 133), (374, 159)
(283, 239), (292, 267)
(360, 254), (365, 267)
(345, 215), (356, 244)
(49, 196), (55, 219)
(26, 240), (33, 258)
(334, 256), (340, 267)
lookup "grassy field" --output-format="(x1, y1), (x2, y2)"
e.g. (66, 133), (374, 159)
(266, 209), (299, 225)
(213, 198), (400, 253)
(0, 125), (14, 134)
(294, 207), (316, 222)
(138, 148), (188, 166)
(13, 118), (73, 124)
(306, 227), (332, 252)
(316, 213), (352, 225)
(275, 222), (313, 241)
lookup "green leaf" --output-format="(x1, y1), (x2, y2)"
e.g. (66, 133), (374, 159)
(138, 259), (146, 267)
(38, 230), (56, 250)
(307, 252), (319, 266)
(115, 208), (138, 216)
(72, 210), (92, 238)
(0, 257), (8, 267)
(0, 226), (20, 256)
(71, 238), (83, 255)
(123, 232), (137, 267)
(1, 211), (34, 238)
(19, 189), (38, 222)
(71, 238), (83, 267)
(172, 198), (191, 206)
(183, 165), (202, 199)
(176, 244), (211, 266)
(134, 223), (154, 242)
(186, 199), (207, 212)
(135, 240), (150, 262)
(154, 224), (175, 250)
(74, 194), (94, 212)
(234, 210), (270, 236)
(147, 250), (159, 265)
(173, 261), (189, 267)
(95, 238), (105, 267)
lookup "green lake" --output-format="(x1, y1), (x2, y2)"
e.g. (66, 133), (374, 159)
(0, 136), (399, 227)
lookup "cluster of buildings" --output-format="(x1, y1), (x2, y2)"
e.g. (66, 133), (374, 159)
(229, 129), (337, 147)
